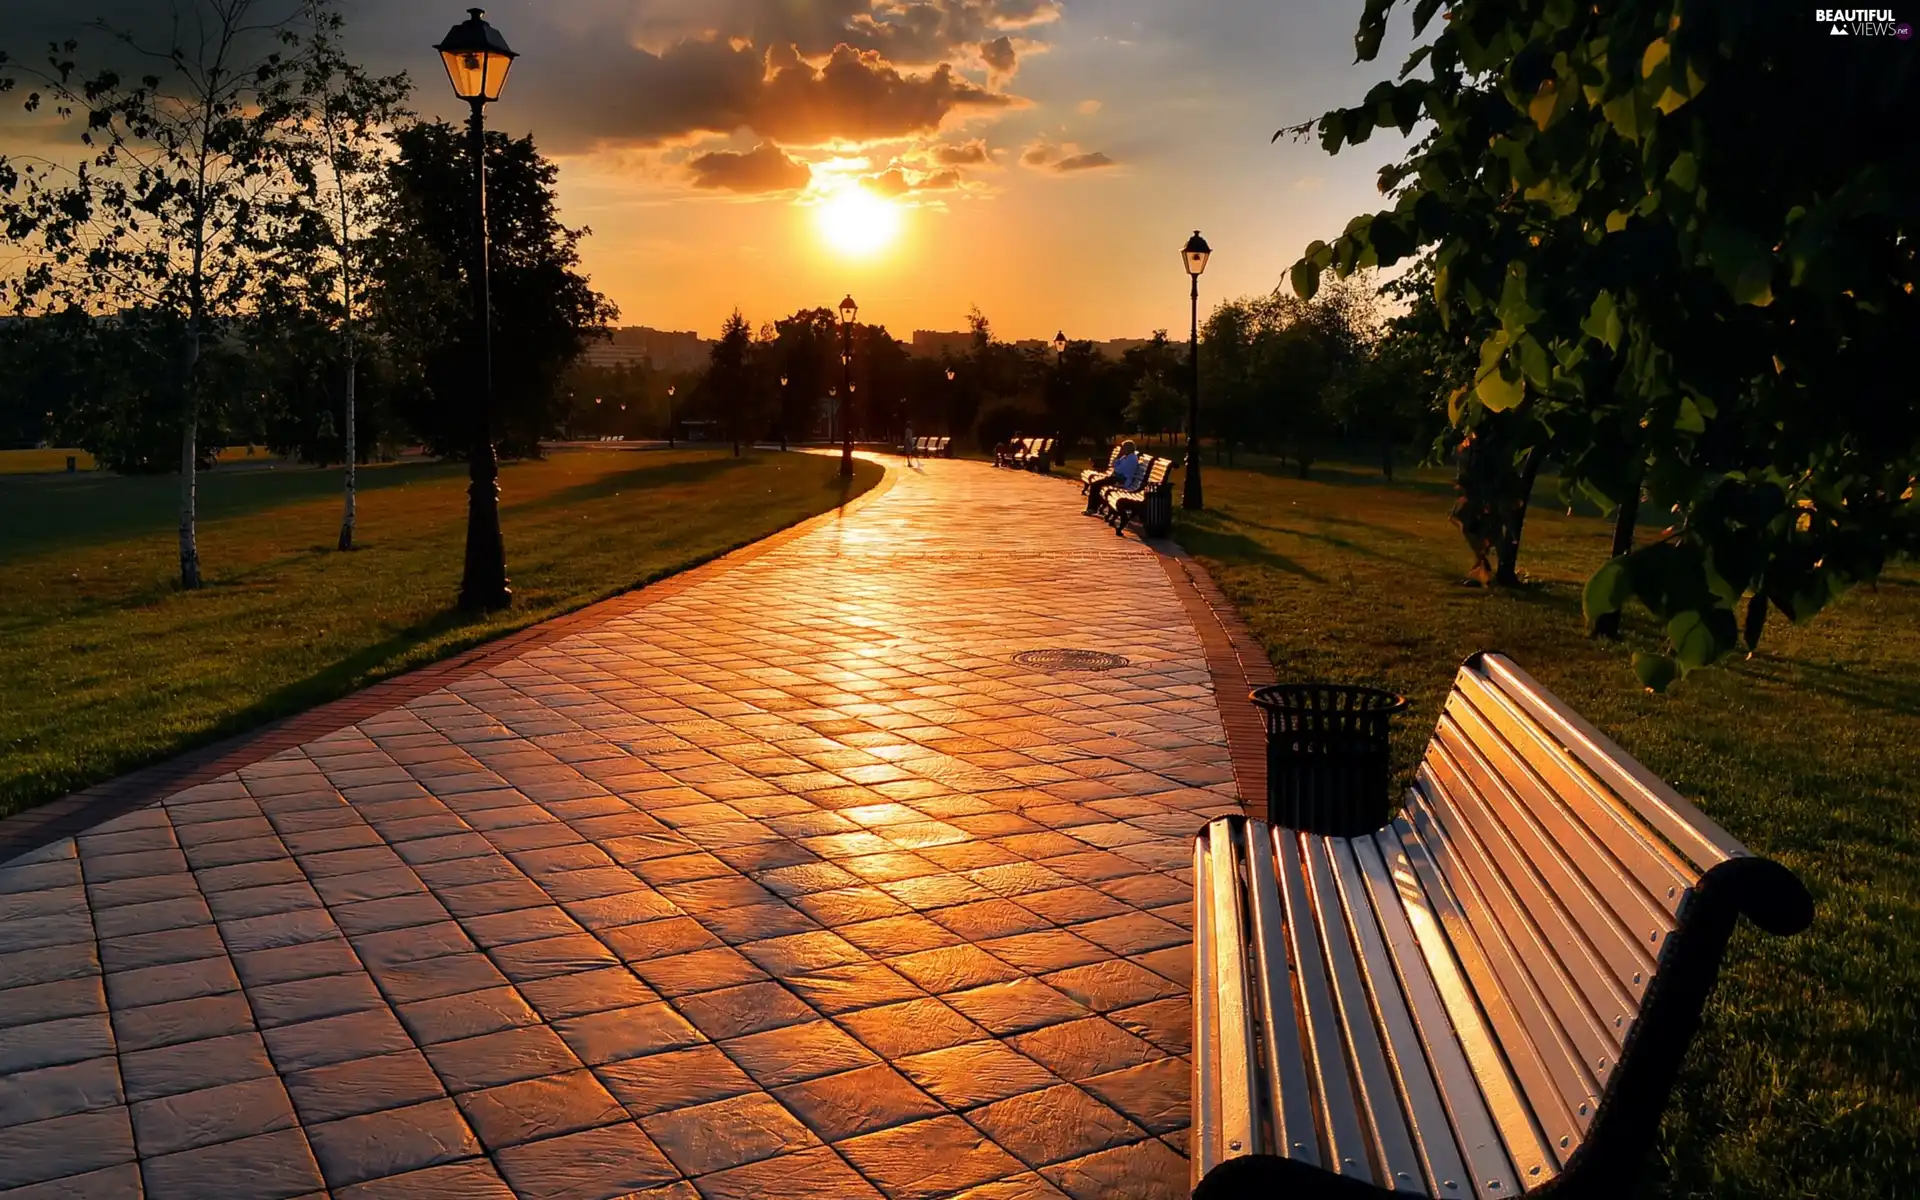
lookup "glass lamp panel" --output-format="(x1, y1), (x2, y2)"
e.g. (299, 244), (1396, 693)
(441, 50), (487, 100)
(1185, 249), (1211, 276)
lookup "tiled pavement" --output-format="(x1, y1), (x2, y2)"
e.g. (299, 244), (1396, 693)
(0, 456), (1250, 1200)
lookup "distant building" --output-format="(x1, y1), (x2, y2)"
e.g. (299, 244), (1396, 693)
(910, 330), (975, 359)
(581, 327), (712, 372)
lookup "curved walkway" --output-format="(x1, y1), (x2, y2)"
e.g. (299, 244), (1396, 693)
(0, 457), (1248, 1200)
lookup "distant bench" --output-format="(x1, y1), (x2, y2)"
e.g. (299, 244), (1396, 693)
(909, 436), (951, 458)
(995, 436), (1053, 471)
(1192, 652), (1813, 1199)
(1082, 448), (1174, 537)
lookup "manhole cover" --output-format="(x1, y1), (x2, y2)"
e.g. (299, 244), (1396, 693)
(1014, 649), (1130, 673)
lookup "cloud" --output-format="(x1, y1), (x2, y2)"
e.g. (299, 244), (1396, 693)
(979, 36), (1018, 78)
(688, 143), (813, 193)
(864, 166), (965, 197)
(1021, 141), (1120, 173)
(929, 138), (993, 166)
(1077, 99), (1103, 115)
(1054, 151), (1116, 172)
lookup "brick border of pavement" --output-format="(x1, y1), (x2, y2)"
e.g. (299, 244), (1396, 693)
(1146, 541), (1276, 822)
(0, 465), (900, 862)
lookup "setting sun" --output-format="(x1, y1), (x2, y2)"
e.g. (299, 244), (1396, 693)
(814, 185), (903, 258)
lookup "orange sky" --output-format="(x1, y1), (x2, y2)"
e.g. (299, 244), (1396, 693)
(6, 0), (1419, 341)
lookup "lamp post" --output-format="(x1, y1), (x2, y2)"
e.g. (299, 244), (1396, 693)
(666, 385), (676, 447)
(778, 376), (789, 451)
(837, 294), (858, 478)
(437, 8), (517, 611)
(1181, 230), (1211, 511)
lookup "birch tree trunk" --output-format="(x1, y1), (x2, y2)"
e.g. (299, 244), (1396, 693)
(338, 344), (357, 550)
(180, 326), (203, 590)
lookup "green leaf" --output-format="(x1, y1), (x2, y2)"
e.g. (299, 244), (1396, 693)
(1668, 608), (1735, 670)
(1581, 291), (1623, 350)
(1674, 395), (1707, 434)
(1356, 0), (1394, 61)
(1666, 151), (1698, 193)
(1475, 337), (1526, 412)
(1702, 221), (1775, 307)
(1633, 652), (1680, 693)
(1291, 257), (1322, 301)
(1583, 559), (1633, 630)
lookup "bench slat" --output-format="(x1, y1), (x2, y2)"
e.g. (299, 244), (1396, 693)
(1389, 810), (1592, 1161)
(1477, 655), (1749, 872)
(1305, 835), (1434, 1192)
(1407, 776), (1621, 1106)
(1420, 744), (1637, 1057)
(1434, 714), (1665, 1006)
(1327, 835), (1476, 1196)
(1360, 830), (1546, 1198)
(1453, 669), (1693, 920)
(1274, 826), (1378, 1184)
(1242, 821), (1323, 1167)
(1201, 827), (1261, 1162)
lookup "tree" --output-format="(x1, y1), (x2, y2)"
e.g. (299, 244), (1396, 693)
(1, 0), (312, 588)
(368, 120), (615, 460)
(1288, 0), (1919, 687)
(710, 310), (752, 456)
(283, 0), (410, 549)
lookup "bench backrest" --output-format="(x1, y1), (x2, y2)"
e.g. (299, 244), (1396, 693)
(1393, 652), (1797, 1178)
(1141, 457), (1171, 490)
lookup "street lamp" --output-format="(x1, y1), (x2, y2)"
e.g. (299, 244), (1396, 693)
(837, 294), (858, 478)
(1181, 230), (1211, 511)
(437, 7), (518, 611)
(667, 384), (676, 447)
(778, 376), (789, 451)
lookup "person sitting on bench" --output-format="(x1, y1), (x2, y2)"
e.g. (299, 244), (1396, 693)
(1083, 440), (1142, 515)
(994, 431), (1024, 468)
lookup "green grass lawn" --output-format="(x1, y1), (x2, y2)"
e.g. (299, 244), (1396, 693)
(1176, 456), (1917, 1200)
(0, 448), (880, 817)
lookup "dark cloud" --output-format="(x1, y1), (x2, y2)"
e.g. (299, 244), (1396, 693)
(930, 138), (992, 166)
(687, 143), (811, 193)
(1054, 150), (1116, 172)
(979, 35), (1017, 78)
(1022, 141), (1119, 173)
(864, 165), (963, 197)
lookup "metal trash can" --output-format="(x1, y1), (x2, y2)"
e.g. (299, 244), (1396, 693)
(1142, 487), (1173, 538)
(1250, 684), (1409, 836)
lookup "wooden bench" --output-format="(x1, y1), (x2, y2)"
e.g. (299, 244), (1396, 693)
(994, 436), (1030, 468)
(1080, 443), (1119, 493)
(932, 436), (951, 458)
(1100, 456), (1172, 536)
(1012, 437), (1053, 472)
(1191, 652), (1814, 1199)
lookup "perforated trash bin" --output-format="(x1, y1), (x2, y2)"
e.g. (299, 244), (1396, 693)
(1251, 683), (1409, 836)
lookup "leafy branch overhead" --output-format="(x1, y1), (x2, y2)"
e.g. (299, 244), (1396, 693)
(1286, 0), (1920, 689)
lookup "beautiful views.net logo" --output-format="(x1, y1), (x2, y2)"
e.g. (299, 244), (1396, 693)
(1815, 7), (1915, 35)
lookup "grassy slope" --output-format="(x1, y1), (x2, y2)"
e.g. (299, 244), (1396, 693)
(0, 448), (881, 816)
(1177, 456), (1917, 1200)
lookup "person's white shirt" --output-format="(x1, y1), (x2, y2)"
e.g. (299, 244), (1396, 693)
(1109, 450), (1141, 489)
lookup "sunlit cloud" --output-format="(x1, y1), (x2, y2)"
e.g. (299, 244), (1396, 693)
(686, 143), (813, 193)
(1020, 140), (1120, 174)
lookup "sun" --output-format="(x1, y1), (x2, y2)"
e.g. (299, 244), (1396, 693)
(815, 185), (903, 258)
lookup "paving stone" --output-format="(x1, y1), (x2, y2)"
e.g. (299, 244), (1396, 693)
(112, 993), (255, 1051)
(834, 998), (989, 1058)
(368, 952), (509, 1004)
(195, 859), (308, 894)
(671, 981), (816, 1041)
(515, 967), (657, 1021)
(97, 925), (225, 973)
(0, 943), (101, 990)
(837, 1114), (1027, 1200)
(492, 1123), (679, 1200)
(307, 1098), (481, 1190)
(0, 1014), (116, 1074)
(285, 1051), (448, 1124)
(1081, 1058), (1190, 1135)
(593, 1045), (758, 1118)
(1040, 1136), (1188, 1200)
(0, 1161), (145, 1199)
(947, 1172), (1071, 1199)
(688, 1144), (883, 1200)
(1109, 998), (1190, 1058)
(219, 908), (342, 954)
(205, 882), (325, 922)
(351, 921), (476, 967)
(782, 961), (926, 1016)
(945, 979), (1092, 1037)
(640, 1091), (817, 1177)
(0, 1107), (136, 1189)
(311, 867), (425, 906)
(246, 971), (386, 1029)
(887, 945), (1026, 994)
(929, 899), (1053, 940)
(140, 1126), (325, 1200)
(461, 906), (585, 949)
(552, 1003), (703, 1066)
(423, 1025), (581, 1094)
(454, 1070), (625, 1152)
(87, 873), (200, 912)
(0, 1057), (124, 1131)
(772, 1063), (945, 1141)
(121, 1032), (276, 1103)
(718, 1020), (877, 1088)
(1040, 960), (1183, 1014)
(334, 1158), (515, 1199)
(897, 1041), (1059, 1109)
(598, 917), (721, 964)
(628, 946), (765, 997)
(129, 1075), (298, 1158)
(263, 1009), (413, 1073)
(0, 977), (107, 1030)
(487, 933), (621, 982)
(965, 1083), (1143, 1169)
(233, 938), (363, 989)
